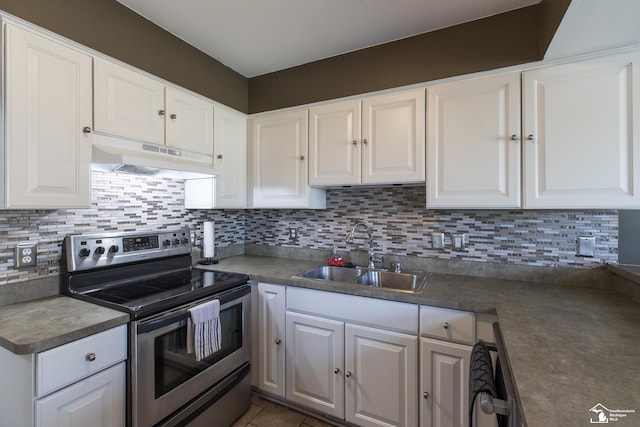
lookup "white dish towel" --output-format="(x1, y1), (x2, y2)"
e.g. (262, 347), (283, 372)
(187, 299), (221, 361)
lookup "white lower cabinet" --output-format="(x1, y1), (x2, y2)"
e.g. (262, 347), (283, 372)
(257, 283), (287, 397)
(285, 287), (419, 427)
(285, 312), (344, 417)
(420, 338), (471, 427)
(35, 362), (125, 427)
(0, 325), (127, 427)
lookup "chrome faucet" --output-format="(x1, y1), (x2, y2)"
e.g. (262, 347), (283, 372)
(346, 221), (383, 269)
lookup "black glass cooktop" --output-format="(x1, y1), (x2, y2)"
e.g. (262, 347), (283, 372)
(65, 256), (249, 319)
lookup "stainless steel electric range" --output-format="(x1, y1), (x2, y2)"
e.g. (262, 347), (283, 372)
(62, 227), (251, 427)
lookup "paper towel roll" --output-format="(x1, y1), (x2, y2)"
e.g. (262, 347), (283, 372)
(203, 221), (215, 258)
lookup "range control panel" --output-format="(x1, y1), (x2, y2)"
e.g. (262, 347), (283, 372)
(65, 228), (192, 272)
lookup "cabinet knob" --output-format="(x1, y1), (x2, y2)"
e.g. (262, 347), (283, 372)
(86, 352), (96, 362)
(299, 155), (305, 160)
(362, 138), (368, 145)
(275, 338), (282, 345)
(527, 134), (535, 141)
(217, 154), (223, 159)
(334, 368), (340, 374)
(352, 140), (358, 146)
(170, 113), (177, 119)
(423, 391), (429, 399)
(510, 135), (519, 141)
(82, 126), (92, 134)
(443, 322), (449, 329)
(158, 110), (166, 116)
(345, 371), (352, 378)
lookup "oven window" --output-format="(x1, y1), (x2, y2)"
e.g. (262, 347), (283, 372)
(154, 303), (243, 398)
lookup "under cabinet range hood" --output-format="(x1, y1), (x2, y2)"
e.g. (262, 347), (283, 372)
(91, 134), (216, 179)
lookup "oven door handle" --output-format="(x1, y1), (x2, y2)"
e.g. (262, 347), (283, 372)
(137, 284), (249, 334)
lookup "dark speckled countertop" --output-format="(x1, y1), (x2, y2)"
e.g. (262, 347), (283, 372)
(200, 255), (640, 427)
(0, 296), (129, 354)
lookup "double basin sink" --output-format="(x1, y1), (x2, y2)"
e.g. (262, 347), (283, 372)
(294, 265), (429, 294)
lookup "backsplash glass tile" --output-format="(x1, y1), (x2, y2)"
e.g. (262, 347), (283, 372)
(0, 174), (618, 286)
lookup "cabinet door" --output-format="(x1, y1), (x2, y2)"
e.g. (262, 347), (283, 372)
(36, 362), (125, 427)
(5, 24), (92, 208)
(285, 312), (344, 418)
(523, 51), (640, 208)
(421, 338), (471, 427)
(165, 87), (214, 155)
(213, 107), (247, 208)
(93, 57), (165, 145)
(345, 323), (418, 427)
(309, 99), (362, 186)
(257, 283), (286, 397)
(250, 110), (325, 208)
(362, 89), (425, 185)
(427, 73), (521, 208)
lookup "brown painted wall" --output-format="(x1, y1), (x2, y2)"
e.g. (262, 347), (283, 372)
(248, 5), (544, 114)
(0, 0), (249, 112)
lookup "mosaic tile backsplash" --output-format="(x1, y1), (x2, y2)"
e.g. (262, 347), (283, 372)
(0, 172), (618, 285)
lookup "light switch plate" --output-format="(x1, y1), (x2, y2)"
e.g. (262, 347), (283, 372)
(452, 234), (466, 251)
(15, 243), (37, 269)
(577, 236), (595, 257)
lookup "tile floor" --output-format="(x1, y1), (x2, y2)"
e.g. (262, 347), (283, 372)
(232, 394), (337, 427)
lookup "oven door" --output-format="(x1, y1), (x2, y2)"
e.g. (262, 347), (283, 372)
(133, 285), (251, 427)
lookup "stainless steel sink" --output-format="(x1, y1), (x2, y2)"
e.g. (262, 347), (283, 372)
(294, 266), (429, 294)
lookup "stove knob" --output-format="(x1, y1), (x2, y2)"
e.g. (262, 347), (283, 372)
(79, 248), (91, 258)
(94, 246), (105, 256)
(173, 238), (180, 245)
(108, 245), (119, 254)
(181, 237), (189, 244)
(163, 239), (171, 247)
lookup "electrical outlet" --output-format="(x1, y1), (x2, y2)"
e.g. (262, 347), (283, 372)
(15, 243), (37, 269)
(452, 234), (466, 251)
(576, 236), (595, 257)
(431, 232), (445, 250)
(289, 227), (298, 239)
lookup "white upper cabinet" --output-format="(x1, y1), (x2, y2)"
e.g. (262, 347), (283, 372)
(426, 72), (521, 208)
(309, 99), (362, 186)
(249, 109), (326, 208)
(4, 24), (92, 209)
(213, 107), (247, 208)
(94, 58), (214, 156)
(183, 107), (247, 209)
(309, 89), (425, 186)
(523, 51), (640, 208)
(93, 57), (165, 145)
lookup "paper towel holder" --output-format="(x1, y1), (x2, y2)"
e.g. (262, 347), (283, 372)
(198, 221), (219, 265)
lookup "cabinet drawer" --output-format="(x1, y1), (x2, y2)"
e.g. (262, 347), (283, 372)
(36, 325), (127, 397)
(420, 306), (474, 344)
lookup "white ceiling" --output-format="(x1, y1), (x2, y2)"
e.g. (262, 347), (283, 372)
(117, 0), (539, 78)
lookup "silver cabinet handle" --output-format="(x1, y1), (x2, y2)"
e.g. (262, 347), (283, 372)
(352, 140), (358, 146)
(334, 368), (340, 374)
(527, 134), (535, 141)
(86, 352), (96, 362)
(511, 135), (519, 141)
(443, 322), (449, 329)
(82, 126), (92, 133)
(362, 138), (368, 145)
(170, 113), (177, 119)
(217, 155), (223, 159)
(423, 391), (429, 399)
(345, 371), (352, 378)
(299, 155), (305, 160)
(275, 338), (281, 345)
(158, 110), (166, 116)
